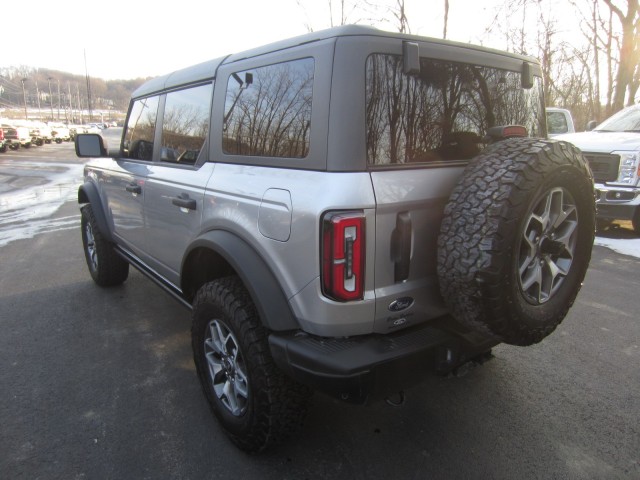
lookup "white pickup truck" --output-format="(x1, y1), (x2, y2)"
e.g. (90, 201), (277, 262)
(557, 104), (640, 233)
(546, 107), (576, 137)
(49, 123), (71, 143)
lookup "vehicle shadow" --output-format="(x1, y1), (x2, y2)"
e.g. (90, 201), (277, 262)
(596, 220), (638, 239)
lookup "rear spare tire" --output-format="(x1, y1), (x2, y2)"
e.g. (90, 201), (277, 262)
(437, 138), (595, 346)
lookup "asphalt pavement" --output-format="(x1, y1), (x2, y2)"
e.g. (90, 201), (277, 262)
(0, 141), (638, 479)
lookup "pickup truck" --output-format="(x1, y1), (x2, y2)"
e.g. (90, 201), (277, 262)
(546, 107), (575, 137)
(557, 104), (640, 233)
(50, 123), (71, 143)
(1, 124), (31, 149)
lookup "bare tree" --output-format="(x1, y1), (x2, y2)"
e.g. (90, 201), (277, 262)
(603, 0), (639, 108)
(443, 0), (450, 38)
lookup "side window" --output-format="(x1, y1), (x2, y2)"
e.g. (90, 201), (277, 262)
(223, 58), (314, 158)
(123, 95), (160, 160)
(160, 83), (212, 165)
(366, 54), (545, 165)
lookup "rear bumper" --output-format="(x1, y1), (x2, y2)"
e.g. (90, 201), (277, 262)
(269, 318), (496, 403)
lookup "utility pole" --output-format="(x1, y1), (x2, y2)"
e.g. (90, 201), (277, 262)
(57, 79), (61, 120)
(68, 82), (74, 123)
(47, 77), (54, 121)
(35, 80), (42, 119)
(21, 78), (28, 120)
(84, 49), (93, 122)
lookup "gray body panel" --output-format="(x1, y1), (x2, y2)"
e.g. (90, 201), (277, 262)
(79, 26), (544, 338)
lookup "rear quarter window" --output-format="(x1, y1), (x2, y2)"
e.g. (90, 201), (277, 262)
(222, 58), (314, 158)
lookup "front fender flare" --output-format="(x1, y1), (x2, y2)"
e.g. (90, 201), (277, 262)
(184, 231), (300, 332)
(78, 182), (113, 242)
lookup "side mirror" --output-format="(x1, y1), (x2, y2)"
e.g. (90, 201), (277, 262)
(586, 120), (597, 131)
(75, 133), (107, 157)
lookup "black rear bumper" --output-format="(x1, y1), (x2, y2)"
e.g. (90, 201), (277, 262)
(268, 319), (496, 403)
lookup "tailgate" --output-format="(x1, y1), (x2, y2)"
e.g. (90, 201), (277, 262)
(370, 166), (463, 333)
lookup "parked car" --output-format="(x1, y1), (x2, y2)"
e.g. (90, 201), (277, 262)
(27, 123), (44, 146)
(0, 127), (6, 153)
(74, 25), (595, 452)
(1, 125), (19, 149)
(557, 104), (640, 233)
(83, 124), (102, 134)
(546, 107), (575, 137)
(49, 123), (71, 143)
(69, 125), (86, 140)
(1, 124), (32, 148)
(37, 122), (53, 144)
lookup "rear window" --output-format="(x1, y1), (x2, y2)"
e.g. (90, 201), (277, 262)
(366, 54), (545, 166)
(547, 111), (569, 135)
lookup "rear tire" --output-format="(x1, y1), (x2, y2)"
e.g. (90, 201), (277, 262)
(80, 204), (129, 286)
(192, 277), (311, 453)
(438, 138), (595, 346)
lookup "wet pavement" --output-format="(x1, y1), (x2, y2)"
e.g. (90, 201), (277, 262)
(0, 135), (639, 479)
(0, 144), (84, 247)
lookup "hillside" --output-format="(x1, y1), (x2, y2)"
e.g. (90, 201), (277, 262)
(0, 65), (151, 119)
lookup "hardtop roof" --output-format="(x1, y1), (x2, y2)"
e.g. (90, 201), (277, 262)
(132, 25), (539, 99)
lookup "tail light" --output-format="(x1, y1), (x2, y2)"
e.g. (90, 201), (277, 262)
(322, 211), (365, 301)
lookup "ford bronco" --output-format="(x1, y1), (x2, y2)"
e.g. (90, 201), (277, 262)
(75, 26), (595, 452)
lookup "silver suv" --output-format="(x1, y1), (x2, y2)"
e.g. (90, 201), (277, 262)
(75, 26), (595, 452)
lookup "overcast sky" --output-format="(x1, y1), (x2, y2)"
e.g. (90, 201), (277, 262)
(2, 0), (569, 80)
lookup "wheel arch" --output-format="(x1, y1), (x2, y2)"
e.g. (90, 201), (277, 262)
(78, 182), (113, 242)
(181, 231), (300, 332)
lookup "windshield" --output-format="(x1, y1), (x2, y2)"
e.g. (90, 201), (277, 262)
(596, 106), (640, 132)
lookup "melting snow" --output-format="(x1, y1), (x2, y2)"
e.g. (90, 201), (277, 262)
(0, 162), (84, 247)
(594, 237), (640, 259)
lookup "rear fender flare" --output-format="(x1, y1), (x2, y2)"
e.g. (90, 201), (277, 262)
(183, 231), (300, 332)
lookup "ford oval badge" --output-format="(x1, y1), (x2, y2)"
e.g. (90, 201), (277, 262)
(388, 297), (414, 312)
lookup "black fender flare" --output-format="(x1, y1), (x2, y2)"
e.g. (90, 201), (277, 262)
(78, 182), (113, 242)
(184, 231), (300, 332)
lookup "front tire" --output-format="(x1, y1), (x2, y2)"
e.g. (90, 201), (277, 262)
(80, 204), (129, 286)
(192, 277), (311, 453)
(632, 208), (640, 236)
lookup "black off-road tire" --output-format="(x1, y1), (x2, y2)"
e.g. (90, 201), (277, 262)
(192, 277), (311, 453)
(437, 138), (595, 346)
(632, 208), (640, 236)
(80, 204), (129, 286)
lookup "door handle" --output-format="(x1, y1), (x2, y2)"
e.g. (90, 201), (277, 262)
(391, 212), (412, 282)
(126, 183), (142, 194)
(172, 193), (197, 211)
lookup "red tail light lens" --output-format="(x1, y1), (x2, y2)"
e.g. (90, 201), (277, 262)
(322, 211), (365, 301)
